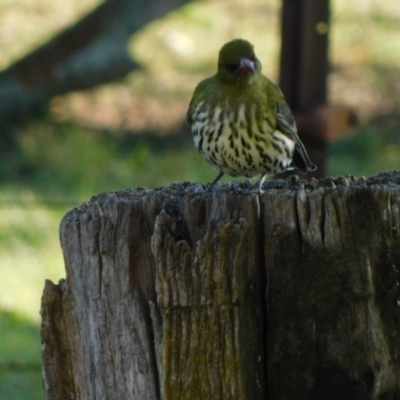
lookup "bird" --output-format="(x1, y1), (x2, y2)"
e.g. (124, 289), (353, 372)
(186, 38), (316, 191)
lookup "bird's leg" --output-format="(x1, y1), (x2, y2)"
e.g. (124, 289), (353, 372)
(246, 174), (267, 192)
(257, 174), (267, 192)
(205, 171), (225, 192)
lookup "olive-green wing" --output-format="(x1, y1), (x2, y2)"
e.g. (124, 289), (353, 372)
(186, 78), (211, 126)
(273, 101), (317, 173)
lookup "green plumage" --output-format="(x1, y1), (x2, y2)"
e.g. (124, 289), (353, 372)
(187, 38), (316, 190)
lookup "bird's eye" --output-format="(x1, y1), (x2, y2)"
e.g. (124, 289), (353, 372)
(249, 53), (256, 61)
(224, 64), (237, 72)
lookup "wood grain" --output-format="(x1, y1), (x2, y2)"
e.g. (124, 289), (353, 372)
(41, 172), (400, 399)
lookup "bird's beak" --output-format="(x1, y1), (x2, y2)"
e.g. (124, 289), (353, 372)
(239, 58), (255, 73)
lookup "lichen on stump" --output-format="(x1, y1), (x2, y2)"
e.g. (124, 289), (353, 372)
(41, 171), (400, 400)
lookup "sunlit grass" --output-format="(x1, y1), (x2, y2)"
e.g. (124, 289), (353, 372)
(0, 0), (101, 70)
(0, 205), (65, 321)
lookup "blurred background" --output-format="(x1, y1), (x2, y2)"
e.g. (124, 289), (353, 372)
(0, 0), (399, 398)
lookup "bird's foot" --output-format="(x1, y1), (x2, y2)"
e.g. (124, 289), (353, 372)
(204, 171), (224, 193)
(244, 175), (266, 193)
(244, 182), (263, 193)
(205, 184), (216, 193)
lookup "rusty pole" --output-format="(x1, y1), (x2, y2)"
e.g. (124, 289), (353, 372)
(279, 0), (330, 178)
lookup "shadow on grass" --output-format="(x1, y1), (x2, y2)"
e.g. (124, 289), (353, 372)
(2, 110), (400, 203)
(0, 118), (213, 202)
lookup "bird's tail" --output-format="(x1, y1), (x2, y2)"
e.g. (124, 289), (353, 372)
(292, 141), (317, 173)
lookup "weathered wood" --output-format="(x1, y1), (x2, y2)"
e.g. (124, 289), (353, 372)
(41, 172), (400, 399)
(264, 175), (400, 399)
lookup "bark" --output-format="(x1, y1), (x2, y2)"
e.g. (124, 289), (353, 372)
(0, 0), (190, 125)
(41, 171), (400, 399)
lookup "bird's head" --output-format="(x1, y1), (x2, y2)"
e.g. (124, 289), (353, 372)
(217, 39), (261, 85)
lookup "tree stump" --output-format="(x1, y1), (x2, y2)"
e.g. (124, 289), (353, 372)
(41, 171), (400, 400)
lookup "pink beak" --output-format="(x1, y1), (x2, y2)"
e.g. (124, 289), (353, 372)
(239, 58), (255, 73)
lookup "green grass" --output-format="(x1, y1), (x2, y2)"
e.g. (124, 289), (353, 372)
(0, 121), (221, 197)
(0, 311), (42, 400)
(0, 205), (65, 320)
(0, 371), (42, 400)
(328, 113), (400, 176)
(0, 311), (40, 366)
